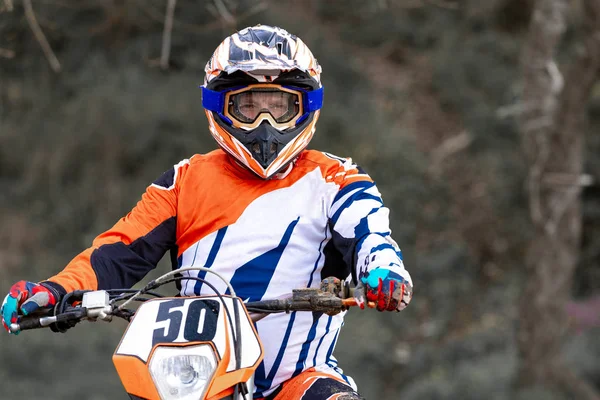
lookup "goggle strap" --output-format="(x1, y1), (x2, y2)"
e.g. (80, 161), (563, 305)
(305, 87), (324, 112)
(201, 86), (224, 113)
(202, 86), (324, 114)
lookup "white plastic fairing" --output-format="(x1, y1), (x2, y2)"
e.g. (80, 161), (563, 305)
(149, 345), (217, 400)
(115, 296), (262, 369)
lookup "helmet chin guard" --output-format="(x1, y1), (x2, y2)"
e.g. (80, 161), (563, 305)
(206, 108), (320, 179)
(237, 123), (293, 170)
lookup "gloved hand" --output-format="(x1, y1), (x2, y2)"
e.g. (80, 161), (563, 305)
(355, 267), (413, 312)
(1, 281), (60, 334)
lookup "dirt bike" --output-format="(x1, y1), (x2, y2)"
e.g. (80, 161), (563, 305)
(9, 267), (365, 400)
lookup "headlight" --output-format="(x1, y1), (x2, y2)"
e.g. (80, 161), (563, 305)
(149, 345), (217, 400)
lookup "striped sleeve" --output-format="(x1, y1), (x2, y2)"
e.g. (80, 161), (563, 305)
(326, 157), (411, 286)
(47, 159), (190, 292)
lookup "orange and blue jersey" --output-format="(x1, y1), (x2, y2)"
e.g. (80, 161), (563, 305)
(48, 149), (411, 398)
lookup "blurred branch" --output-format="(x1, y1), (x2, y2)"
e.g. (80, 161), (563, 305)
(429, 131), (473, 175)
(496, 101), (537, 118)
(546, 59), (564, 93)
(160, 0), (177, 70)
(522, 115), (553, 132)
(23, 0), (61, 73)
(137, 0), (209, 33)
(0, 48), (15, 58)
(239, 2), (269, 21)
(213, 0), (235, 25)
(3, 0), (13, 12)
(545, 184), (579, 235)
(136, 0), (266, 34)
(542, 173), (594, 187)
(520, 2), (567, 226)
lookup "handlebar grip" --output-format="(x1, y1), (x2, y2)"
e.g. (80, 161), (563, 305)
(10, 317), (42, 332)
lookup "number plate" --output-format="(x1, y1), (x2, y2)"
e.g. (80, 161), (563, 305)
(115, 296), (261, 371)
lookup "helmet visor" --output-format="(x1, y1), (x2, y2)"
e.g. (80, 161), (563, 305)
(224, 85), (303, 129)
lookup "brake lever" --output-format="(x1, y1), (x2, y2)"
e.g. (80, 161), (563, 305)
(320, 277), (375, 309)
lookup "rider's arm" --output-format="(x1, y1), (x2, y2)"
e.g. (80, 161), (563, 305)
(326, 157), (412, 287)
(46, 159), (190, 293)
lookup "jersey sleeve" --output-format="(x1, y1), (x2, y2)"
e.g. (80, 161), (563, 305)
(326, 155), (412, 287)
(46, 159), (190, 293)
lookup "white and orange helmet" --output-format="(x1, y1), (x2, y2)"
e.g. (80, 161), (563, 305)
(201, 25), (323, 179)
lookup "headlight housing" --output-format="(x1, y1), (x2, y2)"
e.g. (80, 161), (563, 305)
(149, 345), (217, 400)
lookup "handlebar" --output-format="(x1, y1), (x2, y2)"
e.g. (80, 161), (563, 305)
(9, 306), (112, 333)
(9, 305), (114, 334)
(245, 288), (358, 314)
(9, 276), (367, 334)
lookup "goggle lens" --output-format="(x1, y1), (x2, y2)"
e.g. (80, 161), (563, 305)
(228, 88), (300, 124)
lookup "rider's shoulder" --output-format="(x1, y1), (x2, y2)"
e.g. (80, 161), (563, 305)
(188, 150), (227, 164)
(152, 151), (224, 188)
(299, 150), (353, 168)
(180, 150), (229, 171)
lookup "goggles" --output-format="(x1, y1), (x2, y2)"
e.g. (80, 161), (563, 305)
(202, 84), (323, 130)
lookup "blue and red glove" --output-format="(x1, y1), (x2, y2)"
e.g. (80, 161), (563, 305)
(1, 281), (62, 334)
(355, 267), (413, 312)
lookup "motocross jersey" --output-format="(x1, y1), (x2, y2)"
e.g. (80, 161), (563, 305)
(48, 149), (410, 398)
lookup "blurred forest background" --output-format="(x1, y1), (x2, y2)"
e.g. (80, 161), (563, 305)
(1, 0), (599, 399)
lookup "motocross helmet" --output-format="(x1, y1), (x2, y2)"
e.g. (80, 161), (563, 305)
(201, 25), (323, 179)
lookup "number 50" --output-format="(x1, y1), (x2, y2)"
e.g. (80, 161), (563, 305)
(152, 299), (220, 346)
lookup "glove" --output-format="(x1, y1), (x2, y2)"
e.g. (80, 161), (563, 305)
(1, 281), (60, 334)
(355, 267), (413, 312)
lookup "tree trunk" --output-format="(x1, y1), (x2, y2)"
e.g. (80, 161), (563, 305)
(517, 0), (600, 398)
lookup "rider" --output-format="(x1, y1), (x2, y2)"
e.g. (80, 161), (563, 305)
(2, 25), (413, 400)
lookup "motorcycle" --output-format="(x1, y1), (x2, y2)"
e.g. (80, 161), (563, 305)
(9, 267), (364, 400)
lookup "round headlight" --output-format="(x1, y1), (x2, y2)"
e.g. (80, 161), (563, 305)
(149, 345), (217, 400)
